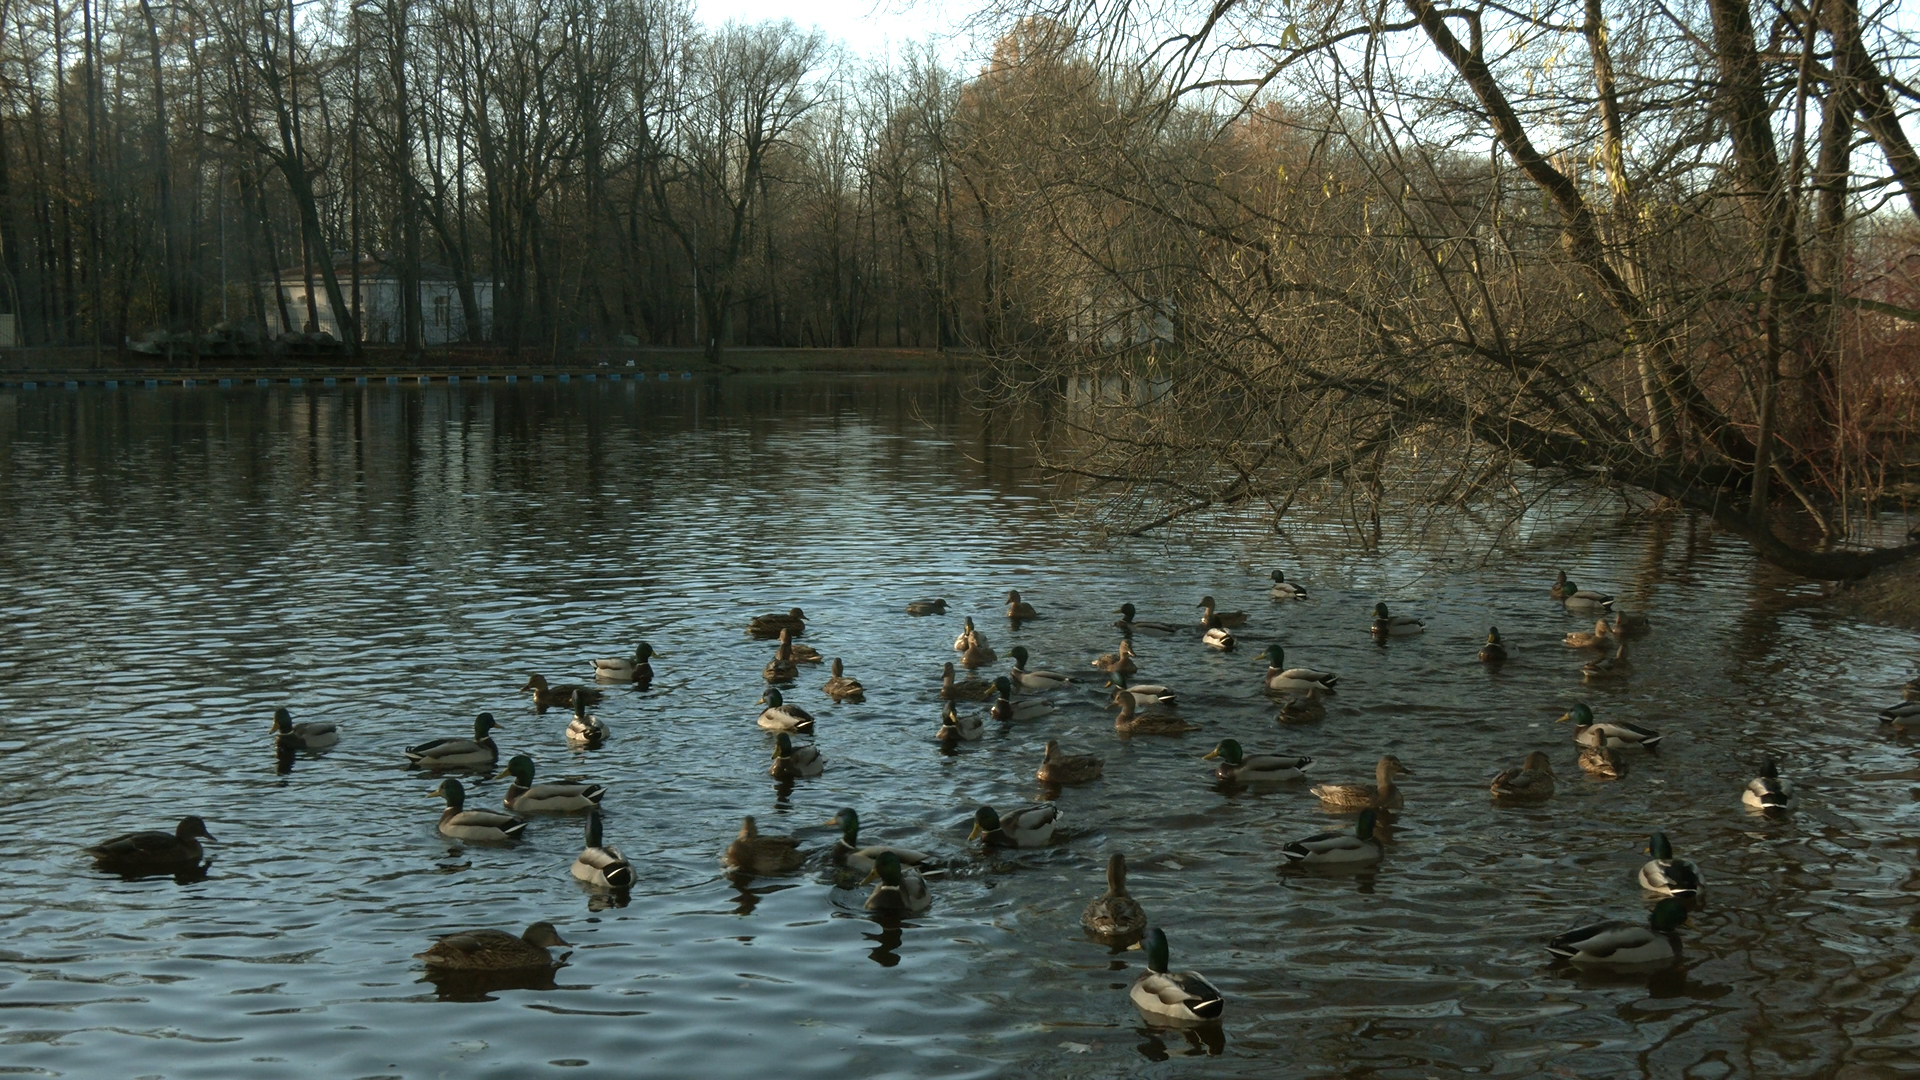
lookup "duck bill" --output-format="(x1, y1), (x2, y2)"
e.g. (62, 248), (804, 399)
(1201, 749), (1220, 760)
(966, 824), (984, 841)
(860, 867), (879, 884)
(1125, 940), (1143, 951)
(493, 768), (512, 780)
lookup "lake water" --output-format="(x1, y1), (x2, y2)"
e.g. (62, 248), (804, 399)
(2, 374), (1918, 1079)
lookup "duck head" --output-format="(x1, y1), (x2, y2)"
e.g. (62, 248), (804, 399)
(1203, 738), (1245, 765)
(269, 707), (295, 734)
(1557, 702), (1595, 726)
(826, 807), (860, 843)
(968, 806), (1001, 840)
(496, 754), (536, 785)
(1129, 927), (1171, 973)
(430, 777), (467, 809)
(862, 850), (906, 887)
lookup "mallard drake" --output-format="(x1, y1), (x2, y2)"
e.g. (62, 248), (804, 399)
(748, 607), (806, 638)
(1369, 602), (1425, 637)
(942, 662), (996, 702)
(1275, 687), (1327, 723)
(1261, 644), (1337, 691)
(1478, 628), (1508, 664)
(935, 702), (985, 743)
(1580, 740), (1625, 778)
(1109, 673), (1178, 708)
(270, 707), (338, 750)
(822, 658), (865, 702)
(495, 754), (607, 812)
(1311, 755), (1411, 811)
(905, 598), (948, 616)
(862, 850), (932, 913)
(405, 713), (504, 769)
(1200, 613), (1237, 652)
(1082, 853), (1148, 942)
(969, 803), (1059, 847)
(430, 778), (527, 842)
(1269, 571), (1307, 600)
(1114, 603), (1181, 636)
(1128, 928), (1224, 1023)
(777, 628), (822, 663)
(826, 808), (933, 874)
(1037, 739), (1104, 785)
(565, 690), (608, 748)
(1559, 702), (1662, 750)
(1204, 738), (1310, 785)
(991, 676), (1055, 722)
(593, 642), (660, 683)
(770, 731), (824, 778)
(1559, 579), (1615, 611)
(1742, 756), (1796, 810)
(1547, 898), (1687, 967)
(1550, 569), (1571, 600)
(416, 922), (569, 972)
(85, 816), (213, 873)
(1564, 618), (1614, 648)
(1637, 832), (1703, 896)
(724, 815), (803, 874)
(1610, 611), (1651, 637)
(1581, 641), (1631, 680)
(1876, 699), (1920, 729)
(958, 620), (998, 669)
(522, 673), (604, 712)
(1113, 690), (1199, 735)
(1281, 808), (1383, 866)
(1008, 646), (1073, 690)
(1489, 751), (1555, 802)
(571, 811), (635, 890)
(1196, 596), (1248, 628)
(1091, 639), (1140, 675)
(756, 688), (816, 733)
(1004, 589), (1039, 620)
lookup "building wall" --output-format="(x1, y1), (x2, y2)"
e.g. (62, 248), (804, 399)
(264, 278), (493, 344)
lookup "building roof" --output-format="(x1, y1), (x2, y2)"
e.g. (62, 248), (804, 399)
(270, 252), (462, 283)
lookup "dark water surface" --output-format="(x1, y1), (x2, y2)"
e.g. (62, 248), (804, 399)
(2, 376), (1918, 1079)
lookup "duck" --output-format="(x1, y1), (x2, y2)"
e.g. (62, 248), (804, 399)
(430, 778), (527, 841)
(1311, 755), (1411, 811)
(862, 850), (932, 913)
(769, 732), (825, 778)
(1128, 928), (1224, 1023)
(1261, 644), (1338, 691)
(991, 676), (1055, 722)
(1742, 756), (1796, 811)
(565, 690), (608, 748)
(1907, 676), (1920, 702)
(1082, 853), (1148, 943)
(1091, 639), (1140, 676)
(1559, 579), (1615, 611)
(1281, 807), (1383, 866)
(1113, 690), (1200, 735)
(1564, 618), (1614, 648)
(1547, 898), (1688, 967)
(522, 673), (604, 712)
(1004, 589), (1039, 620)
(1550, 569), (1572, 600)
(1007, 646), (1073, 690)
(1037, 739), (1104, 785)
(905, 598), (948, 616)
(935, 702), (985, 743)
(1109, 674), (1178, 709)
(416, 922), (569, 972)
(1269, 571), (1307, 600)
(748, 607), (806, 638)
(1559, 702), (1662, 750)
(1876, 699), (1920, 730)
(756, 688), (816, 733)
(1196, 596), (1248, 628)
(592, 641), (660, 683)
(1369, 602), (1425, 637)
(942, 662), (996, 702)
(1581, 641), (1631, 680)
(1200, 613), (1237, 652)
(495, 754), (607, 812)
(1114, 603), (1182, 636)
(1637, 832), (1703, 896)
(1477, 628), (1507, 664)
(1488, 751), (1555, 802)
(969, 803), (1059, 847)
(1275, 687), (1327, 723)
(269, 707), (339, 750)
(763, 645), (799, 684)
(1610, 611), (1651, 637)
(958, 620), (998, 669)
(777, 627), (822, 663)
(826, 808), (933, 875)
(1580, 740), (1625, 778)
(953, 615), (985, 651)
(724, 815), (803, 874)
(404, 713), (504, 769)
(822, 658), (865, 702)
(84, 816), (213, 873)
(571, 811), (635, 890)
(1204, 738), (1310, 785)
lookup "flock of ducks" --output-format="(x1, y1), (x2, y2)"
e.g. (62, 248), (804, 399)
(79, 570), (1920, 1022)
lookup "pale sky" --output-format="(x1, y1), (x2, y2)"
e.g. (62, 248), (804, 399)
(694, 0), (967, 60)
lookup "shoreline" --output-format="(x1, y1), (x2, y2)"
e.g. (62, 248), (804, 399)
(1832, 556), (1920, 631)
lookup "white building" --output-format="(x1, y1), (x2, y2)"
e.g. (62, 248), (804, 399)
(263, 254), (493, 344)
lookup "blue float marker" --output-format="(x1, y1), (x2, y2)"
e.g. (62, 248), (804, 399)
(658, 371), (669, 381)
(681, 371), (692, 379)
(356, 376), (368, 385)
(386, 375), (399, 385)
(558, 373), (570, 383)
(506, 374), (517, 384)
(289, 376), (304, 386)
(22, 381), (35, 389)
(323, 376), (336, 386)
(533, 374), (544, 383)
(216, 378), (229, 388)
(609, 372), (621, 381)
(65, 380), (78, 389)
(476, 374), (489, 384)
(145, 379), (158, 388)
(448, 374), (459, 384)
(105, 379), (119, 389)
(255, 377), (268, 386)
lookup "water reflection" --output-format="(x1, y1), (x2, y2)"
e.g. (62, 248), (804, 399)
(862, 917), (905, 968)
(1133, 1021), (1226, 1059)
(422, 964), (566, 1002)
